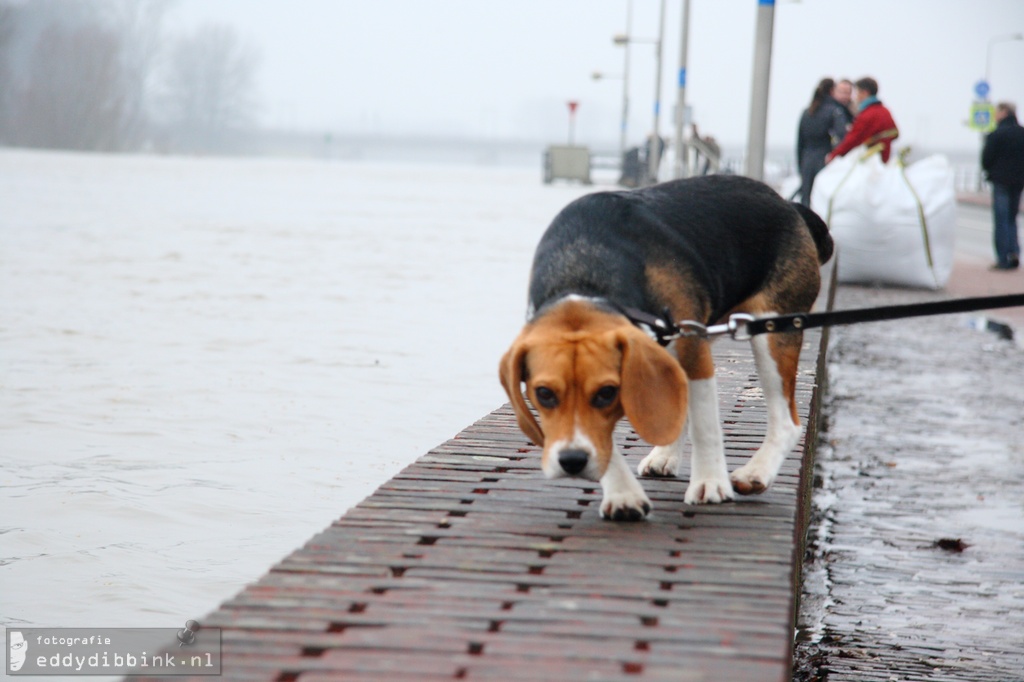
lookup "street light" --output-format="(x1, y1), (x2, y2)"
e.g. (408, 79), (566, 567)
(649, 0), (667, 183)
(591, 70), (627, 158)
(610, 0), (634, 163)
(674, 0), (691, 179)
(986, 32), (1023, 86)
(612, 0), (666, 184)
(974, 33), (1023, 191)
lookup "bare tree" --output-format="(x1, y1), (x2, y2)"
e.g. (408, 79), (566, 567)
(11, 21), (126, 150)
(0, 2), (259, 153)
(0, 0), (172, 151)
(108, 0), (175, 149)
(158, 23), (260, 152)
(0, 2), (15, 139)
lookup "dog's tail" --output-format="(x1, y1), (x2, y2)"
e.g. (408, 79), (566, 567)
(791, 202), (834, 265)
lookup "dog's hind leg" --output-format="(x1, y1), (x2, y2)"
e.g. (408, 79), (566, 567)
(730, 332), (803, 495)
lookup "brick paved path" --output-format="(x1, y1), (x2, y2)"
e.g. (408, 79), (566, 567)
(126, 332), (828, 682)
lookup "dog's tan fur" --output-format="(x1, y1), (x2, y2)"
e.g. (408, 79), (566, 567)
(500, 299), (688, 479)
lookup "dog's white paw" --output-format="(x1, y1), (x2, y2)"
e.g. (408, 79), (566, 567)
(600, 488), (652, 522)
(729, 462), (776, 496)
(684, 475), (735, 505)
(637, 445), (682, 478)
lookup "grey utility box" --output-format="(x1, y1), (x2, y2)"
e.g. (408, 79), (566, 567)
(543, 145), (592, 184)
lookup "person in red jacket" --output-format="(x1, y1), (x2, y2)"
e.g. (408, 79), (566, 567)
(826, 77), (899, 163)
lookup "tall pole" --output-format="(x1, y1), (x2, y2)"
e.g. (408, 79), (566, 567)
(619, 0), (633, 158)
(673, 0), (691, 179)
(567, 101), (579, 145)
(646, 0), (667, 183)
(979, 33), (1023, 190)
(744, 0), (775, 181)
(986, 33), (1024, 85)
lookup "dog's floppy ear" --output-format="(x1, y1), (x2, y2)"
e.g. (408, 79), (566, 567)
(616, 327), (688, 445)
(499, 335), (545, 446)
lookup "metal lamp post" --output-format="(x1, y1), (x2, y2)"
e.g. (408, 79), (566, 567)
(976, 33), (1023, 190)
(744, 0), (775, 181)
(612, 0), (666, 185)
(612, 0), (634, 160)
(648, 0), (667, 183)
(592, 71), (627, 158)
(673, 0), (691, 179)
(986, 33), (1023, 87)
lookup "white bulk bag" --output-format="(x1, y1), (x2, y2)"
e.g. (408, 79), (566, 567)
(810, 148), (956, 290)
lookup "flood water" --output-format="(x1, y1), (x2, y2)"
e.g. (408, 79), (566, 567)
(0, 150), (594, 664)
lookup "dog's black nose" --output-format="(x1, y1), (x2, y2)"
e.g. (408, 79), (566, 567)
(558, 449), (589, 475)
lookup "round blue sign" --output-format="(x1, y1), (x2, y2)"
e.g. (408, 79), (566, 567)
(975, 80), (991, 99)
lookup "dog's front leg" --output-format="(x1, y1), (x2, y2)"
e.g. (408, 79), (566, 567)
(637, 434), (686, 478)
(600, 447), (652, 521)
(684, 377), (734, 504)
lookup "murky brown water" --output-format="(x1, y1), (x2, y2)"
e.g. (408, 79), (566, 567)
(0, 150), (593, 678)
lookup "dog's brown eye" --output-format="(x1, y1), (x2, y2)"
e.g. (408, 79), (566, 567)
(534, 386), (559, 409)
(592, 385), (619, 408)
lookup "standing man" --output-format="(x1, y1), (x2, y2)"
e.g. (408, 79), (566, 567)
(981, 101), (1024, 271)
(827, 77), (899, 163)
(833, 78), (856, 128)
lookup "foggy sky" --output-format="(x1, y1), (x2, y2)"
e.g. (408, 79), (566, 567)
(167, 0), (1024, 153)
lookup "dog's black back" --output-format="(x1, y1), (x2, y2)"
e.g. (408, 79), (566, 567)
(528, 175), (832, 324)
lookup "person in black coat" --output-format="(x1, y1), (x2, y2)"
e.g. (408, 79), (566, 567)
(796, 78), (851, 207)
(982, 101), (1024, 270)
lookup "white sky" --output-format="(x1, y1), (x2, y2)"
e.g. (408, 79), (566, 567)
(166, 0), (1024, 153)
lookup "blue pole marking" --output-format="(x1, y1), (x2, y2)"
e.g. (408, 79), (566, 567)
(654, 101), (660, 115)
(759, 0), (775, 5)
(678, 68), (687, 88)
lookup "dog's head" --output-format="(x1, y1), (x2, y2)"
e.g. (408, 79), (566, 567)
(499, 298), (688, 480)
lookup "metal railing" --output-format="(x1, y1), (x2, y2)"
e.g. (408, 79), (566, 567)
(586, 145), (988, 197)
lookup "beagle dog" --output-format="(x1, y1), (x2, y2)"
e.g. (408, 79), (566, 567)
(500, 175), (833, 521)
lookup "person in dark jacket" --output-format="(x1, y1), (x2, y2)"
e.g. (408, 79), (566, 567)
(795, 78), (850, 206)
(981, 101), (1024, 270)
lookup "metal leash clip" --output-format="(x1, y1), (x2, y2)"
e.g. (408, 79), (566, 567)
(671, 320), (710, 339)
(701, 313), (756, 341)
(639, 312), (759, 344)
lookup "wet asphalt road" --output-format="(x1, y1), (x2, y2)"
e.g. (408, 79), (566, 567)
(793, 205), (1024, 681)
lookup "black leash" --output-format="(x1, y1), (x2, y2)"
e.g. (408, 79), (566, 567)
(623, 293), (1024, 344)
(745, 293), (1024, 336)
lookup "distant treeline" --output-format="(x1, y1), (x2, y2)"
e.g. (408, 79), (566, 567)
(0, 0), (260, 153)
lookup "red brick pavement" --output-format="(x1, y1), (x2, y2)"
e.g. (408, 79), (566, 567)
(947, 254), (1024, 330)
(124, 322), (832, 682)
(950, 193), (1024, 330)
